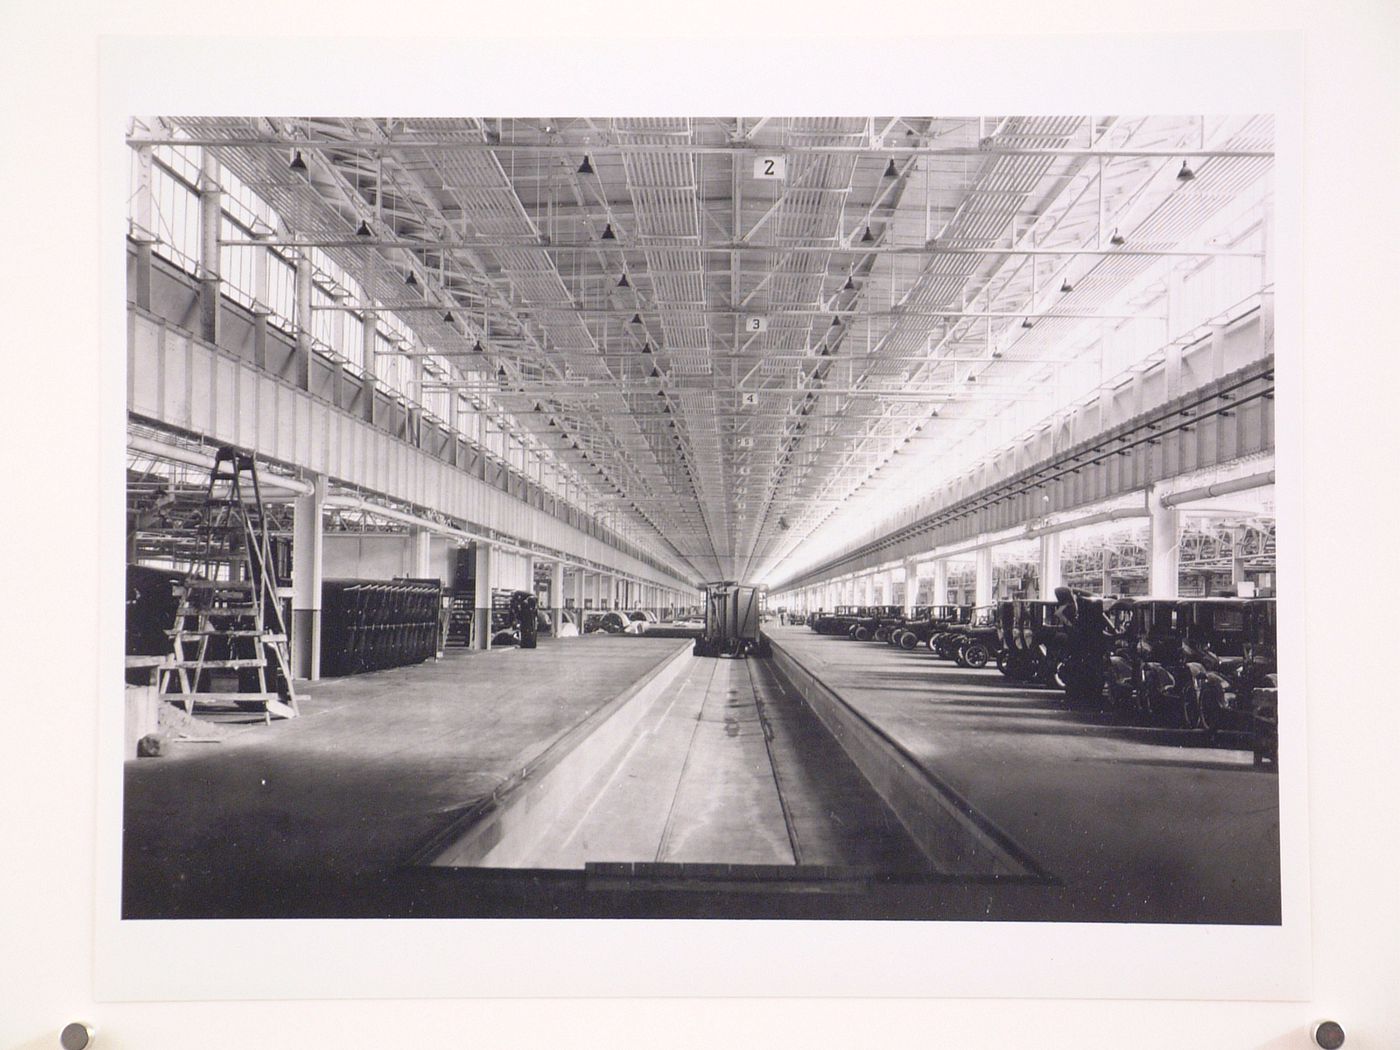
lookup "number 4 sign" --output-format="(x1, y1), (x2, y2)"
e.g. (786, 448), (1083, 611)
(741, 392), (758, 406)
(754, 156), (786, 180)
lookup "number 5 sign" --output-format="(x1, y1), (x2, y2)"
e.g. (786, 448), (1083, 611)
(754, 156), (786, 180)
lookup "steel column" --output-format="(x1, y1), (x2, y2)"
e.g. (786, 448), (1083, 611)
(292, 473), (326, 681)
(361, 309), (378, 424)
(552, 561), (566, 636)
(412, 527), (432, 579)
(975, 548), (994, 608)
(931, 559), (949, 607)
(197, 152), (221, 346)
(294, 252), (313, 391)
(131, 145), (154, 311)
(902, 558), (918, 615)
(1148, 485), (1180, 598)
(472, 542), (494, 649)
(1039, 532), (1063, 599)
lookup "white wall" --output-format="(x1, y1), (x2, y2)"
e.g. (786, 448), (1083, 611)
(4, 21), (1396, 1050)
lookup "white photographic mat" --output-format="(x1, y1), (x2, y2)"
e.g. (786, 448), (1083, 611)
(88, 31), (1314, 1008)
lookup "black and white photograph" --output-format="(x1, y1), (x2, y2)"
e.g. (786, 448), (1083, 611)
(3, 11), (1399, 1047)
(120, 113), (1283, 925)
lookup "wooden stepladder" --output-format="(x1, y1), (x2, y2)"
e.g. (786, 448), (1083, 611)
(160, 447), (300, 722)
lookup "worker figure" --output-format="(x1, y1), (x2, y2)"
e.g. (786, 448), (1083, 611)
(511, 590), (539, 649)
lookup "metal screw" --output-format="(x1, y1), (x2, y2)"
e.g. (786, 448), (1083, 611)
(59, 1023), (93, 1050)
(1312, 1020), (1345, 1049)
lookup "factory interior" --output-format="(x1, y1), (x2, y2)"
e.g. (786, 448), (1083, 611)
(121, 114), (1283, 923)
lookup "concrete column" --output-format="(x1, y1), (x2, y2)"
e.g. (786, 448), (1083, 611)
(1101, 549), (1113, 597)
(294, 251), (313, 391)
(1039, 532), (1063, 598)
(974, 547), (994, 608)
(572, 568), (585, 613)
(197, 152), (222, 347)
(931, 559), (949, 607)
(361, 308), (377, 424)
(472, 542), (494, 649)
(552, 562), (565, 636)
(1231, 526), (1248, 592)
(411, 527), (432, 579)
(131, 145), (154, 311)
(1147, 486), (1180, 597)
(903, 558), (919, 615)
(292, 473), (326, 681)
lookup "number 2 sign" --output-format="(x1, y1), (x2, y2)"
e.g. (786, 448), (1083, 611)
(754, 156), (786, 180)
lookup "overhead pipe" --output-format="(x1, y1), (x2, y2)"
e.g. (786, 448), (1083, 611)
(1161, 469), (1275, 508)
(1021, 505), (1151, 539)
(128, 435), (315, 497)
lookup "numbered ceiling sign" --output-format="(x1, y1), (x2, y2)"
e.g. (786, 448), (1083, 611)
(741, 392), (758, 406)
(737, 436), (754, 449)
(745, 315), (768, 333)
(754, 156), (786, 180)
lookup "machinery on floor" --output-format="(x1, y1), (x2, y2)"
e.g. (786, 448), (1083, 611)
(693, 584), (771, 658)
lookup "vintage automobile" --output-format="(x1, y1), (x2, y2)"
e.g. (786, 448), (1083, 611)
(934, 605), (1000, 667)
(810, 606), (861, 635)
(1055, 592), (1117, 708)
(1182, 598), (1278, 737)
(891, 605), (972, 651)
(1103, 599), (1203, 728)
(997, 599), (1068, 687)
(1252, 682), (1279, 768)
(872, 606), (926, 643)
(847, 605), (902, 641)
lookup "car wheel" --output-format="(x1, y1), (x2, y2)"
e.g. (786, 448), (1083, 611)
(1198, 680), (1224, 731)
(963, 642), (990, 668)
(1181, 678), (1206, 730)
(900, 632), (917, 651)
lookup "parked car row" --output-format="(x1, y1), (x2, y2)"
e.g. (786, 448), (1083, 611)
(807, 595), (1279, 767)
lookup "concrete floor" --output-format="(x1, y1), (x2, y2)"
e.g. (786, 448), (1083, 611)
(122, 626), (1280, 922)
(122, 635), (688, 918)
(476, 649), (926, 871)
(766, 626), (1282, 924)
